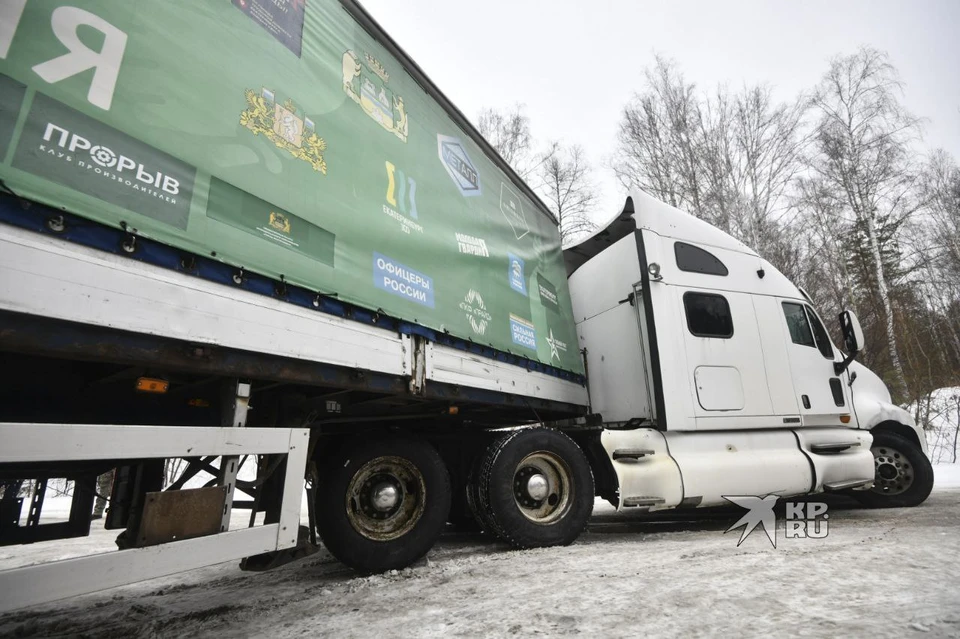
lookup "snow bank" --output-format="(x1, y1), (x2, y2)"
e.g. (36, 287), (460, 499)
(915, 386), (960, 464)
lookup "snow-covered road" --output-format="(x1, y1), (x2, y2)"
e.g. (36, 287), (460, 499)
(2, 470), (959, 638)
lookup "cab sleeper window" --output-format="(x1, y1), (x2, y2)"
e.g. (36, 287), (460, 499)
(675, 242), (729, 276)
(782, 302), (834, 359)
(683, 292), (733, 338)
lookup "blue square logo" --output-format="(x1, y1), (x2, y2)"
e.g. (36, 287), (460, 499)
(508, 253), (526, 296)
(509, 314), (537, 350)
(438, 134), (481, 197)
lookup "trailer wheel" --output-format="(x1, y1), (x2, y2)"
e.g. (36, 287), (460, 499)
(854, 431), (933, 508)
(476, 428), (593, 548)
(316, 434), (450, 573)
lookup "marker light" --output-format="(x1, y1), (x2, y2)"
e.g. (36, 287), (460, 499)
(136, 377), (169, 393)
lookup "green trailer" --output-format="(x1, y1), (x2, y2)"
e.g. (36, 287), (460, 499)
(0, 0), (582, 376)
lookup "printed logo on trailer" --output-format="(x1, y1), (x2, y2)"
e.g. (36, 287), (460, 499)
(509, 314), (537, 350)
(438, 134), (481, 197)
(500, 182), (529, 240)
(384, 161), (423, 235)
(232, 0), (306, 56)
(455, 232), (489, 257)
(537, 274), (559, 313)
(460, 289), (492, 336)
(545, 329), (567, 361)
(342, 50), (408, 142)
(34, 126), (182, 201)
(507, 253), (526, 296)
(373, 253), (434, 308)
(240, 88), (327, 173)
(13, 93), (196, 231)
(269, 211), (292, 234)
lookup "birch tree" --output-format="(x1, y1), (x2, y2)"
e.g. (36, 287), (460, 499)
(538, 144), (598, 244)
(613, 57), (706, 216)
(808, 47), (923, 400)
(613, 57), (808, 276)
(476, 104), (552, 179)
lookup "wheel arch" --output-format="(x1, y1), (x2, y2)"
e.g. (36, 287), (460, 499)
(870, 420), (924, 452)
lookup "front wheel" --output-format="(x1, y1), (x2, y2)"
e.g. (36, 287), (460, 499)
(854, 431), (933, 508)
(316, 433), (451, 573)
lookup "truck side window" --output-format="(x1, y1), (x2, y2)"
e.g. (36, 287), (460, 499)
(675, 242), (729, 276)
(804, 305), (835, 359)
(782, 302), (816, 348)
(683, 292), (733, 338)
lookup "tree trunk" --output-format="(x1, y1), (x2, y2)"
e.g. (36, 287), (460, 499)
(864, 213), (910, 400)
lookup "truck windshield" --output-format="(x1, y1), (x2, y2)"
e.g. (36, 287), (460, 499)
(804, 306), (835, 360)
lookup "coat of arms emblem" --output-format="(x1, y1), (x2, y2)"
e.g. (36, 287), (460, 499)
(240, 88), (327, 173)
(269, 211), (291, 234)
(342, 50), (408, 142)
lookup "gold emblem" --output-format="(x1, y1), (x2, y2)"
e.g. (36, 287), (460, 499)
(342, 50), (408, 142)
(269, 211), (291, 234)
(240, 89), (327, 174)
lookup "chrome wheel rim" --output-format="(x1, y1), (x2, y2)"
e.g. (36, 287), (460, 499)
(871, 444), (914, 496)
(346, 456), (425, 541)
(512, 451), (573, 525)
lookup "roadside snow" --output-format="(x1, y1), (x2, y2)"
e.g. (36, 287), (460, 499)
(917, 387), (960, 463)
(933, 463), (960, 489)
(1, 479), (959, 637)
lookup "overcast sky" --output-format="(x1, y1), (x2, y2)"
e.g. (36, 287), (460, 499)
(361, 0), (960, 222)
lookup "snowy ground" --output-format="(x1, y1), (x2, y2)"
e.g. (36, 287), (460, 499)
(1, 467), (959, 638)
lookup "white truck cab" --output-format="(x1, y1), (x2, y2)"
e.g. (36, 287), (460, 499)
(565, 191), (932, 510)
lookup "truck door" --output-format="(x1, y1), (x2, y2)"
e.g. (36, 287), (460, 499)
(678, 288), (774, 424)
(779, 301), (850, 426)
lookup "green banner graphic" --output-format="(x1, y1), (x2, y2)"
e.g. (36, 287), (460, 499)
(0, 75), (26, 162)
(208, 177), (335, 266)
(12, 92), (195, 230)
(0, 0), (583, 375)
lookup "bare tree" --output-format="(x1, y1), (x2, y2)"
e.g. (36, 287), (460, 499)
(921, 150), (960, 286)
(792, 176), (857, 316)
(613, 56), (808, 275)
(476, 104), (552, 179)
(808, 47), (924, 400)
(538, 144), (598, 244)
(614, 57), (707, 215)
(729, 86), (808, 255)
(914, 150), (960, 364)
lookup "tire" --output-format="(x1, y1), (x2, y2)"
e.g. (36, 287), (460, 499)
(316, 433), (451, 573)
(465, 452), (497, 534)
(447, 482), (482, 532)
(475, 427), (594, 548)
(854, 430), (934, 508)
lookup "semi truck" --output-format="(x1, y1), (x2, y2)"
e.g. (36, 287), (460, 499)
(0, 0), (933, 612)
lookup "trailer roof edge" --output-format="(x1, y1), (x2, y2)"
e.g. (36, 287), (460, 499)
(340, 0), (559, 227)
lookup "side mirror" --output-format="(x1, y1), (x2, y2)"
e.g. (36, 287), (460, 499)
(834, 310), (864, 375)
(839, 310), (864, 353)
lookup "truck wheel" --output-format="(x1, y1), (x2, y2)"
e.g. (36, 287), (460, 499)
(854, 431), (933, 508)
(316, 434), (450, 573)
(476, 428), (593, 548)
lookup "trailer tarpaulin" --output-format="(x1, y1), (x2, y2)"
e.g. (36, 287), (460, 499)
(0, 0), (583, 374)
